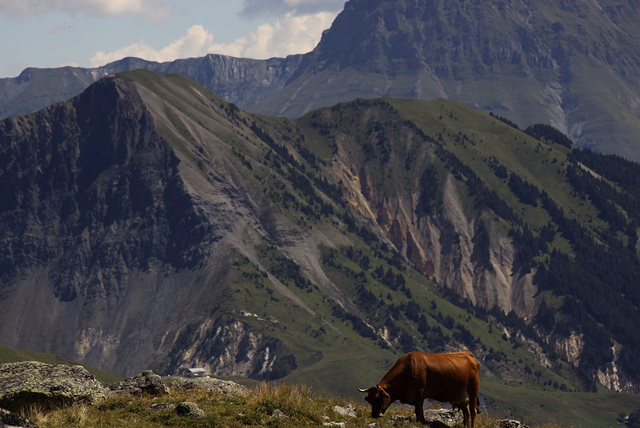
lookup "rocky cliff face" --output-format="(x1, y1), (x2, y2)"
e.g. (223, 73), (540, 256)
(0, 75), (237, 375)
(267, 0), (640, 160)
(315, 102), (539, 319)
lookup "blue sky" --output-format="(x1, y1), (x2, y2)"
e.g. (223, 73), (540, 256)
(0, 0), (344, 78)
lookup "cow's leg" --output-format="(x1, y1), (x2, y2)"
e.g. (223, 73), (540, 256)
(415, 400), (426, 424)
(468, 393), (477, 428)
(462, 403), (470, 428)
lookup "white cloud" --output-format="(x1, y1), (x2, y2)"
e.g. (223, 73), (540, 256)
(90, 24), (213, 66)
(89, 10), (338, 67)
(212, 11), (337, 59)
(239, 0), (344, 19)
(0, 0), (172, 20)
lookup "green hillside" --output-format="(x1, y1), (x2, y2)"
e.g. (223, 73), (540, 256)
(0, 343), (122, 384)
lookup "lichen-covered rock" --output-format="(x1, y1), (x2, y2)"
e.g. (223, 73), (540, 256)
(489, 420), (529, 428)
(423, 408), (464, 427)
(0, 361), (105, 412)
(165, 376), (248, 396)
(148, 402), (175, 412)
(106, 370), (169, 397)
(333, 404), (357, 418)
(271, 409), (289, 420)
(175, 401), (204, 419)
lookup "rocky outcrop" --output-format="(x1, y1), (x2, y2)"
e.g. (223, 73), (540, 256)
(175, 401), (205, 419)
(165, 318), (295, 381)
(0, 363), (253, 425)
(106, 370), (169, 397)
(424, 408), (464, 427)
(165, 376), (248, 396)
(0, 362), (105, 412)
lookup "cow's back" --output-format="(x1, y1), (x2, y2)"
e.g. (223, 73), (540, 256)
(378, 351), (479, 404)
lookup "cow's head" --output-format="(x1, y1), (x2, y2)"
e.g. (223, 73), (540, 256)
(358, 384), (391, 418)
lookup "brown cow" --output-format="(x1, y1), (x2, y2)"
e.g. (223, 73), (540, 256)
(358, 350), (480, 427)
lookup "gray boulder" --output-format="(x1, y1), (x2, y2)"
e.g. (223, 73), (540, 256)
(423, 409), (464, 427)
(271, 409), (289, 420)
(0, 361), (105, 412)
(106, 370), (169, 397)
(333, 404), (357, 418)
(489, 420), (529, 428)
(165, 376), (248, 396)
(175, 401), (205, 419)
(148, 402), (175, 412)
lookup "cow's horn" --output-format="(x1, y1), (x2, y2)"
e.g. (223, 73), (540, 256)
(358, 388), (368, 392)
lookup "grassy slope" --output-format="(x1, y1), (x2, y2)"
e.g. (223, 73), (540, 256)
(483, 377), (640, 428)
(390, 97), (609, 238)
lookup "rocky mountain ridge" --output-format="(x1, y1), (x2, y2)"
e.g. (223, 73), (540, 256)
(0, 54), (302, 123)
(3, 0), (640, 160)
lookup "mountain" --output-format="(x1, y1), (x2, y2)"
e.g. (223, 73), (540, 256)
(3, 0), (640, 161)
(2, 70), (640, 425)
(0, 55), (302, 121)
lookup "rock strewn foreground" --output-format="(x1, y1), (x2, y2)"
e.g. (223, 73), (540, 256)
(0, 361), (250, 427)
(0, 361), (529, 428)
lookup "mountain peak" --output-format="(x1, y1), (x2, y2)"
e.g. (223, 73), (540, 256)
(312, 0), (640, 74)
(3, 0), (640, 159)
(272, 0), (640, 159)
